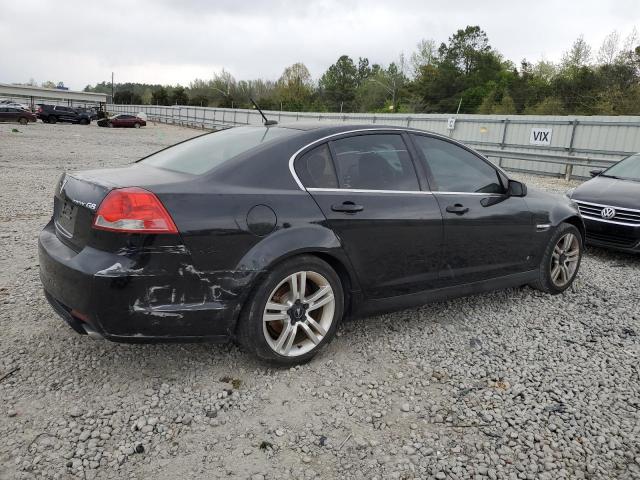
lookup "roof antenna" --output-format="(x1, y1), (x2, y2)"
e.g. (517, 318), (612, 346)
(250, 97), (278, 126)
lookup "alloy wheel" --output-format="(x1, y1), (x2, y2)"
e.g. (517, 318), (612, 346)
(550, 232), (580, 287)
(263, 270), (335, 357)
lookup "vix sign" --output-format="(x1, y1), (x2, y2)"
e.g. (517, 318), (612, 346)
(529, 128), (552, 146)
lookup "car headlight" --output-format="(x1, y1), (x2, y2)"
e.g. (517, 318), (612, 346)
(565, 188), (575, 198)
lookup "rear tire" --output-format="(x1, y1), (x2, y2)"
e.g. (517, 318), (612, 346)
(530, 223), (583, 294)
(19, 117), (28, 125)
(48, 116), (57, 124)
(134, 122), (140, 128)
(236, 255), (344, 366)
(79, 118), (89, 125)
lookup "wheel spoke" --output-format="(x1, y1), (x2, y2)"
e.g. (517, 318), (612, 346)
(299, 322), (320, 344)
(264, 312), (288, 322)
(566, 248), (580, 260)
(551, 265), (561, 281)
(306, 285), (330, 303)
(282, 323), (298, 354)
(308, 293), (334, 312)
(560, 265), (568, 284)
(288, 274), (298, 302)
(306, 315), (327, 336)
(274, 322), (294, 352)
(298, 271), (307, 300)
(562, 234), (573, 251)
(266, 301), (289, 312)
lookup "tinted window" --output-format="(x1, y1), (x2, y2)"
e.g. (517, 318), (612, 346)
(295, 144), (338, 188)
(330, 134), (419, 191)
(604, 153), (640, 181)
(412, 135), (504, 193)
(141, 126), (298, 175)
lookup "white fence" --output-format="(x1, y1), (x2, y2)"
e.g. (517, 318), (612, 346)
(108, 104), (640, 180)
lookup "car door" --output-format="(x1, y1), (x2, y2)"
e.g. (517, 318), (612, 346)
(0, 107), (8, 122)
(410, 134), (536, 285)
(295, 132), (443, 299)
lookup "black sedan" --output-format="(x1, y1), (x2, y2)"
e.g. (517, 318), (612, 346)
(568, 153), (640, 252)
(39, 124), (584, 365)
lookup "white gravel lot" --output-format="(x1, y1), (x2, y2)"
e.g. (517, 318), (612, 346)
(0, 121), (639, 480)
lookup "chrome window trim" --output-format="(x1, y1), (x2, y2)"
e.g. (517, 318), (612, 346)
(306, 188), (505, 196)
(288, 127), (508, 192)
(307, 188), (432, 195)
(433, 191), (504, 196)
(574, 199), (640, 214)
(580, 214), (640, 227)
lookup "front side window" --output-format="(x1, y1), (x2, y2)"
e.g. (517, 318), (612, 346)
(412, 135), (504, 194)
(295, 144), (338, 188)
(330, 134), (419, 191)
(603, 153), (640, 181)
(141, 126), (298, 175)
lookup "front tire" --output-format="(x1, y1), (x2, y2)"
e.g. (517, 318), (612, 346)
(530, 223), (583, 294)
(133, 122), (140, 128)
(236, 255), (344, 366)
(48, 116), (57, 124)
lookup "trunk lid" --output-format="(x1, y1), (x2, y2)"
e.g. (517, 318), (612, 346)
(53, 164), (192, 251)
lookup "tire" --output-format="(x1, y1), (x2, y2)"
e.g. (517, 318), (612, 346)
(133, 122), (140, 129)
(19, 117), (28, 125)
(236, 255), (344, 366)
(79, 118), (89, 125)
(530, 223), (583, 294)
(49, 116), (57, 124)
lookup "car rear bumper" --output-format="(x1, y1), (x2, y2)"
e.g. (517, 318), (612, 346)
(39, 221), (250, 342)
(583, 217), (640, 253)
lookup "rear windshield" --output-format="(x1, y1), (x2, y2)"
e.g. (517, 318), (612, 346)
(141, 126), (298, 175)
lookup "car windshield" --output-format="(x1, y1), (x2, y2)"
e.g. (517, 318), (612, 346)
(140, 126), (298, 175)
(602, 153), (640, 181)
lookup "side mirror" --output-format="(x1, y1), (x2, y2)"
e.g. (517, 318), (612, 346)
(507, 180), (527, 197)
(590, 169), (603, 177)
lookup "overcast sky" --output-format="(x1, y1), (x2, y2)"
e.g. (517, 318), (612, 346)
(1, 0), (638, 90)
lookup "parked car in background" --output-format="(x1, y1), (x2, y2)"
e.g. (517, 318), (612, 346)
(97, 114), (146, 128)
(568, 153), (640, 252)
(0, 106), (37, 124)
(36, 105), (92, 125)
(39, 124), (584, 365)
(1, 99), (31, 111)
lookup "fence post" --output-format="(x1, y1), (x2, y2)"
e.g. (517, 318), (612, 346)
(498, 118), (509, 167)
(565, 119), (579, 181)
(407, 117), (411, 127)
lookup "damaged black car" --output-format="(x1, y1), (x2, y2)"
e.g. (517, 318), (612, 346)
(39, 123), (584, 365)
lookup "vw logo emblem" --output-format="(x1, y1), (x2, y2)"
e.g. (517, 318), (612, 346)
(601, 207), (616, 219)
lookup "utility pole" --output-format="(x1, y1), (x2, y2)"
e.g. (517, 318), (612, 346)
(111, 72), (114, 103)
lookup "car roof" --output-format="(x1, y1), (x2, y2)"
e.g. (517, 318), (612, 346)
(277, 122), (432, 134)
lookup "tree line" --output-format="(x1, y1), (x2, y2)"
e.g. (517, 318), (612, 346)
(82, 26), (640, 115)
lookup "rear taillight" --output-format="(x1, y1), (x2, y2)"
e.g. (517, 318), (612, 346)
(37, 107), (42, 113)
(92, 187), (178, 234)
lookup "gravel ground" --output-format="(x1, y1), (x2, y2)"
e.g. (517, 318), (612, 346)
(0, 121), (639, 480)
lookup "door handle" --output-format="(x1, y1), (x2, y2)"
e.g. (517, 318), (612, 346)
(446, 204), (469, 215)
(331, 201), (364, 213)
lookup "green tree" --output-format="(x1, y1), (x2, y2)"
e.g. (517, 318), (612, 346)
(169, 86), (188, 105)
(275, 62), (313, 110)
(151, 87), (169, 105)
(319, 55), (358, 111)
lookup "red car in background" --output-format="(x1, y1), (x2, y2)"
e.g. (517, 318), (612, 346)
(98, 114), (146, 128)
(0, 106), (37, 125)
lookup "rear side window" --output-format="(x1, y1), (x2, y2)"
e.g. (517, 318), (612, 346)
(295, 144), (338, 188)
(412, 135), (504, 194)
(141, 126), (298, 175)
(330, 134), (419, 191)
